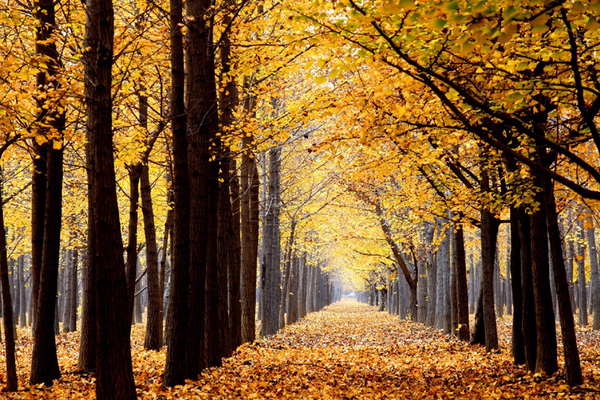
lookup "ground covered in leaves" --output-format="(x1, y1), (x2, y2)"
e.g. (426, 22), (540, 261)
(3, 300), (600, 398)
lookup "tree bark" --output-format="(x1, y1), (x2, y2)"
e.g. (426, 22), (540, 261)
(30, 144), (63, 385)
(436, 224), (450, 331)
(183, 0), (220, 374)
(542, 175), (582, 385)
(577, 218), (588, 326)
(240, 78), (260, 344)
(83, 0), (137, 395)
(228, 158), (242, 349)
(262, 147), (282, 336)
(0, 170), (17, 391)
(425, 223), (437, 327)
(530, 171), (557, 376)
(471, 171), (499, 351)
(125, 166), (141, 326)
(587, 214), (600, 330)
(509, 207), (525, 365)
(142, 164), (162, 350)
(453, 225), (470, 341)
(163, 0), (191, 385)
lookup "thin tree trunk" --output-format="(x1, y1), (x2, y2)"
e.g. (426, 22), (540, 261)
(228, 158), (242, 349)
(63, 250), (73, 333)
(436, 223), (449, 330)
(126, 166), (141, 326)
(542, 175), (583, 385)
(142, 164), (162, 350)
(519, 207), (537, 371)
(70, 250), (78, 331)
(30, 144), (63, 385)
(0, 171), (17, 391)
(262, 147), (282, 336)
(240, 77), (260, 344)
(587, 214), (600, 330)
(509, 207), (525, 365)
(425, 223), (437, 327)
(454, 225), (470, 341)
(577, 218), (588, 326)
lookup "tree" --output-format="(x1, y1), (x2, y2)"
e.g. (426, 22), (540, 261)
(83, 0), (136, 396)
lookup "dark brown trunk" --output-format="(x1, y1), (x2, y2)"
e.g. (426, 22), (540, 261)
(30, 144), (63, 385)
(518, 207), (537, 371)
(228, 158), (242, 350)
(31, 144), (46, 329)
(509, 207), (525, 365)
(453, 225), (470, 341)
(70, 250), (78, 331)
(78, 201), (96, 372)
(216, 162), (232, 359)
(286, 255), (299, 324)
(126, 166), (141, 326)
(217, 154), (232, 359)
(163, 0), (191, 385)
(479, 171), (499, 351)
(217, 23), (239, 354)
(530, 171), (557, 375)
(0, 171), (17, 391)
(240, 77), (260, 344)
(542, 175), (582, 385)
(84, 0), (137, 396)
(63, 251), (73, 333)
(142, 164), (162, 350)
(186, 0), (220, 373)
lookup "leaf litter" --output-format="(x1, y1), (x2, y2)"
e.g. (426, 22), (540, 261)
(2, 300), (600, 398)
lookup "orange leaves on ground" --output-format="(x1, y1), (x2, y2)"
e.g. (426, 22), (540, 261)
(3, 301), (600, 398)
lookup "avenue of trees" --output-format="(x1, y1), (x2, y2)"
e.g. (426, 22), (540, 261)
(1, 0), (600, 396)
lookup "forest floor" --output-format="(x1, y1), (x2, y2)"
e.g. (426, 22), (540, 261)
(2, 300), (600, 398)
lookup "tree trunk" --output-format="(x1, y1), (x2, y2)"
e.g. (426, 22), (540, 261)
(83, 0), (137, 395)
(542, 175), (583, 385)
(163, 0), (191, 385)
(126, 166), (141, 326)
(31, 144), (46, 330)
(454, 225), (470, 341)
(70, 250), (78, 331)
(63, 250), (73, 333)
(517, 207), (537, 371)
(185, 0), (220, 371)
(228, 158), (242, 349)
(298, 253), (307, 319)
(286, 255), (299, 324)
(14, 257), (20, 328)
(425, 223), (437, 327)
(279, 221), (296, 328)
(78, 213), (96, 372)
(30, 144), (63, 386)
(587, 214), (600, 330)
(240, 77), (260, 344)
(509, 207), (525, 365)
(530, 171), (557, 376)
(262, 147), (282, 336)
(471, 179), (499, 351)
(142, 164), (163, 350)
(435, 224), (449, 330)
(0, 172), (17, 391)
(577, 218), (588, 326)
(217, 153), (233, 359)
